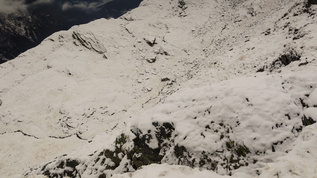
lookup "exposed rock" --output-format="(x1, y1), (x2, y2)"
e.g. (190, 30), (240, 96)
(161, 78), (170, 82)
(42, 159), (81, 178)
(178, 0), (186, 9)
(257, 48), (301, 72)
(302, 114), (316, 126)
(143, 36), (157, 47)
(72, 30), (107, 54)
(306, 0), (317, 8)
(34, 123), (175, 177)
(146, 55), (157, 63)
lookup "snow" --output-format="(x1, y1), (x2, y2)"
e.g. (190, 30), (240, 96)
(307, 89), (317, 107)
(111, 164), (237, 178)
(131, 70), (317, 173)
(259, 123), (317, 178)
(0, 133), (85, 178)
(304, 108), (317, 121)
(0, 0), (317, 177)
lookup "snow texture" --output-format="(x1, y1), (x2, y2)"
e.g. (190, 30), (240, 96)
(0, 0), (317, 177)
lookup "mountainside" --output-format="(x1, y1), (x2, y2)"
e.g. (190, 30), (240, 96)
(0, 0), (143, 63)
(0, 0), (317, 177)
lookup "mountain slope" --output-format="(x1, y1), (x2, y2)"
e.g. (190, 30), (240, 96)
(0, 0), (143, 64)
(0, 0), (317, 177)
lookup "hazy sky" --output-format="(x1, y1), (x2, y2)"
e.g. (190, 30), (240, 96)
(0, 0), (113, 14)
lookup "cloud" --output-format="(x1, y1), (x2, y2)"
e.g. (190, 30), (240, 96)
(0, 0), (27, 14)
(0, 0), (114, 14)
(62, 0), (113, 13)
(32, 0), (54, 5)
(0, 0), (53, 14)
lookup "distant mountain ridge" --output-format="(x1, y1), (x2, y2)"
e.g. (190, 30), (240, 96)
(0, 0), (142, 64)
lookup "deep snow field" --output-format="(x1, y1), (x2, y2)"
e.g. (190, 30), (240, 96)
(0, 0), (317, 177)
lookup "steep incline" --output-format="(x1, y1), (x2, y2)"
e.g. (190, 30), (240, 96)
(0, 0), (143, 63)
(0, 0), (317, 177)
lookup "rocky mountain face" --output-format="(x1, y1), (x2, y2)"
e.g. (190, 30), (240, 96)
(0, 0), (143, 63)
(0, 0), (317, 177)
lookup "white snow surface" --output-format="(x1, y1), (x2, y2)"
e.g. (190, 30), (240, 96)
(111, 164), (237, 178)
(0, 0), (317, 177)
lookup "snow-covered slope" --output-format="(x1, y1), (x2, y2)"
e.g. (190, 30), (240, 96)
(0, 0), (143, 63)
(0, 0), (317, 177)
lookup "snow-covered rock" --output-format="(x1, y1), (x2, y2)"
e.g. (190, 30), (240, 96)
(1, 0), (317, 177)
(111, 164), (236, 178)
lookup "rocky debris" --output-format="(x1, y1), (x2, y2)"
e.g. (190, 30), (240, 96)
(154, 47), (170, 56)
(145, 55), (157, 63)
(177, 0), (187, 17)
(178, 0), (186, 9)
(72, 30), (107, 54)
(298, 60), (315, 66)
(34, 123), (174, 178)
(270, 49), (301, 70)
(143, 36), (157, 47)
(257, 48), (301, 72)
(302, 114), (316, 126)
(42, 159), (81, 178)
(142, 87), (153, 93)
(129, 122), (175, 169)
(161, 78), (170, 82)
(306, 0), (317, 8)
(301, 89), (317, 126)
